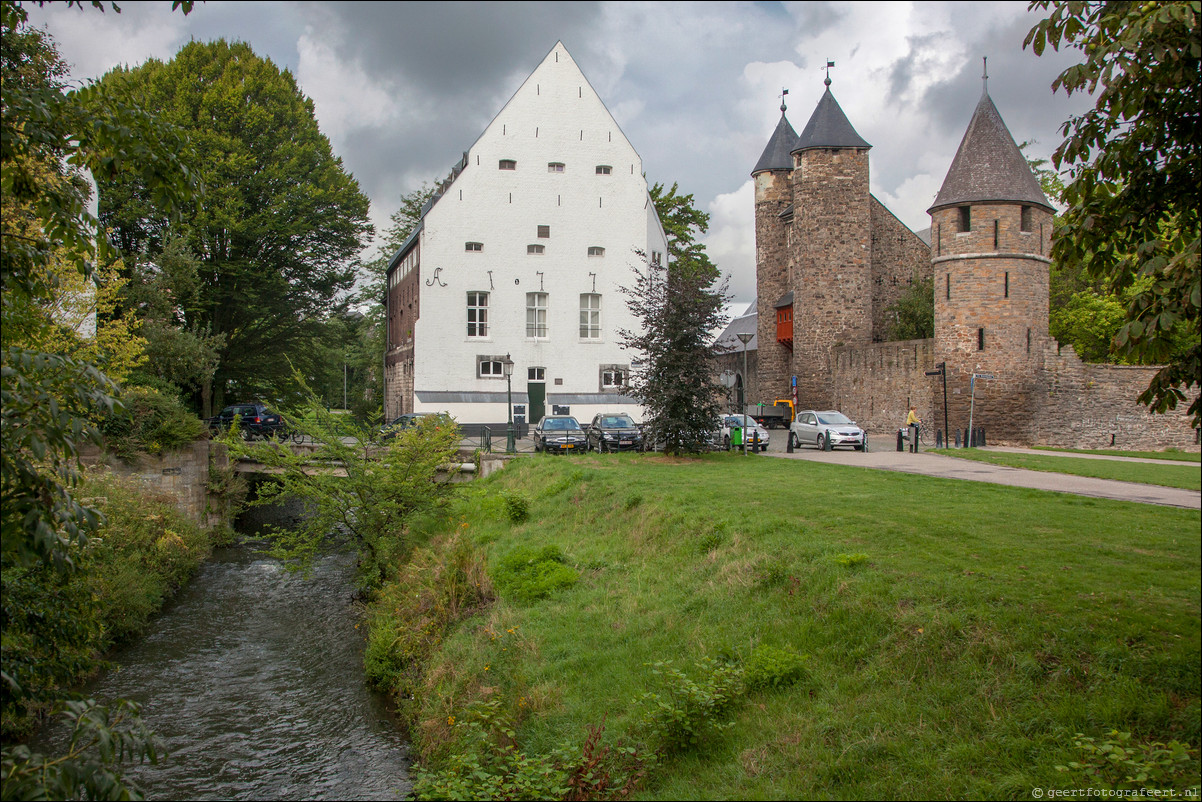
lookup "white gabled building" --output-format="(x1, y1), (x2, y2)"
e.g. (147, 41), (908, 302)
(383, 42), (668, 428)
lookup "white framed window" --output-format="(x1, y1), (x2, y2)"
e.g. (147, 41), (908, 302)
(467, 292), (488, 337)
(537, 225), (550, 238)
(600, 365), (627, 390)
(580, 293), (600, 339)
(465, 241), (483, 252)
(527, 244), (545, 255)
(526, 292), (548, 338)
(595, 165), (612, 175)
(587, 246), (605, 257)
(651, 251), (663, 266)
(547, 162), (565, 173)
(478, 356), (504, 378)
(528, 367), (545, 381)
(499, 159), (516, 170)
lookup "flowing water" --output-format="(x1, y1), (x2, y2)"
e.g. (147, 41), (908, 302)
(42, 540), (411, 800)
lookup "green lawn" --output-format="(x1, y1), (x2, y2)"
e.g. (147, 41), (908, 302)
(932, 448), (1201, 491)
(378, 453), (1201, 800)
(1031, 446), (1201, 462)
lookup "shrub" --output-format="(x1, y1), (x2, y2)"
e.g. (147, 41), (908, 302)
(100, 386), (204, 460)
(1055, 730), (1198, 789)
(638, 658), (745, 754)
(501, 491), (531, 524)
(491, 545), (579, 603)
(742, 645), (809, 691)
(833, 552), (870, 568)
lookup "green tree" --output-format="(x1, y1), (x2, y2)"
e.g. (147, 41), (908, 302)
(621, 184), (729, 455)
(95, 40), (373, 416)
(884, 275), (934, 341)
(1025, 0), (1201, 427)
(2, 2), (196, 796)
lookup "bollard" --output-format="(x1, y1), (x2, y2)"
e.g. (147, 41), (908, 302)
(979, 427), (986, 447)
(751, 430), (760, 453)
(786, 430), (794, 453)
(897, 429), (904, 452)
(825, 429), (833, 451)
(936, 429), (943, 448)
(954, 429), (961, 448)
(910, 425), (917, 453)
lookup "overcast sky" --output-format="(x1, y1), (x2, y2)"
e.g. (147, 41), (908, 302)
(26, 1), (1093, 308)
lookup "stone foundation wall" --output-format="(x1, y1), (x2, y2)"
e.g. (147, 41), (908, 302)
(1034, 343), (1200, 450)
(81, 440), (220, 526)
(831, 339), (937, 435)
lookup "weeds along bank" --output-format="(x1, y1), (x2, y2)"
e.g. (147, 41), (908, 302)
(1, 469), (224, 741)
(365, 455), (1201, 799)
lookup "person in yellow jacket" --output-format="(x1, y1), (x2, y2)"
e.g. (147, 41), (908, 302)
(906, 406), (922, 451)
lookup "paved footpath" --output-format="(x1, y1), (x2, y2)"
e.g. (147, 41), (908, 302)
(765, 440), (1201, 510)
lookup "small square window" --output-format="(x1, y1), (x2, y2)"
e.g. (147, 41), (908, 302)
(958, 206), (971, 233)
(651, 251), (663, 266)
(465, 242), (483, 252)
(528, 367), (545, 381)
(498, 159), (516, 170)
(547, 162), (565, 173)
(527, 244), (545, 255)
(478, 357), (504, 377)
(588, 246), (605, 257)
(537, 225), (550, 238)
(595, 165), (612, 175)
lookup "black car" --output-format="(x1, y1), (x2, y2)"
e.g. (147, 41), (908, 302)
(207, 403), (295, 441)
(533, 415), (587, 453)
(586, 412), (643, 452)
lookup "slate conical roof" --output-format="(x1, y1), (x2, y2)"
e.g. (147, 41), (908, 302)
(752, 110), (799, 175)
(791, 86), (870, 154)
(929, 89), (1053, 213)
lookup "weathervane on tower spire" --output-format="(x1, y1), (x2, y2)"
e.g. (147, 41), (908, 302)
(824, 60), (835, 86)
(779, 88), (789, 113)
(982, 56), (989, 94)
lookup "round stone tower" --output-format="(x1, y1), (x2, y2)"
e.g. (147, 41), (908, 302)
(752, 100), (799, 406)
(928, 70), (1055, 443)
(789, 78), (873, 410)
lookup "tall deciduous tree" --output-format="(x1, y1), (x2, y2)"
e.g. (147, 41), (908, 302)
(95, 40), (373, 415)
(1025, 0), (1201, 427)
(621, 184), (729, 455)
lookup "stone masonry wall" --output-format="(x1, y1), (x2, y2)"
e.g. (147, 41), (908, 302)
(831, 338), (937, 437)
(80, 440), (218, 526)
(792, 147), (872, 411)
(755, 169), (794, 403)
(1035, 343), (1200, 450)
(869, 196), (933, 341)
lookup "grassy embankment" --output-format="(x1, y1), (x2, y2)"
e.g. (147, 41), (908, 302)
(933, 449), (1201, 491)
(1031, 447), (1201, 463)
(366, 453), (1201, 799)
(1, 469), (221, 740)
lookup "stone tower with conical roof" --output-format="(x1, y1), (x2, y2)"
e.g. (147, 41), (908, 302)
(928, 67), (1055, 441)
(752, 99), (799, 406)
(790, 82), (874, 409)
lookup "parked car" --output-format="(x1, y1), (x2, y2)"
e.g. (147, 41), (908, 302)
(585, 413), (643, 452)
(789, 410), (866, 451)
(378, 412), (454, 441)
(207, 403), (295, 441)
(719, 414), (770, 452)
(533, 415), (587, 453)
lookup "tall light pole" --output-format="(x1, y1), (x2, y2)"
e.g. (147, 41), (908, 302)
(736, 332), (754, 455)
(503, 353), (515, 453)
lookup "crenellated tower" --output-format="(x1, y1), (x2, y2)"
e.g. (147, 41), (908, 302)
(928, 65), (1055, 442)
(789, 77), (873, 410)
(752, 98), (799, 406)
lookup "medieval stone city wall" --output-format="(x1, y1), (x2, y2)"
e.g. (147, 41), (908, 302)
(869, 196), (933, 340)
(831, 338), (937, 436)
(1034, 343), (1200, 451)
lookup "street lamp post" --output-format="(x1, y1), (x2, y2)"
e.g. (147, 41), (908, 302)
(503, 353), (515, 453)
(736, 332), (754, 456)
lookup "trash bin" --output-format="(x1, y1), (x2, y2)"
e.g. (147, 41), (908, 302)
(730, 426), (742, 450)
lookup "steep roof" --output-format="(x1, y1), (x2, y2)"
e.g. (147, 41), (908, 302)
(752, 110), (799, 174)
(929, 89), (1053, 213)
(792, 86), (870, 153)
(714, 306), (758, 350)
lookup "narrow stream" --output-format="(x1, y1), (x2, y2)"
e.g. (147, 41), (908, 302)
(43, 540), (412, 800)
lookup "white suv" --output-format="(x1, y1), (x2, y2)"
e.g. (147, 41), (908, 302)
(789, 410), (866, 451)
